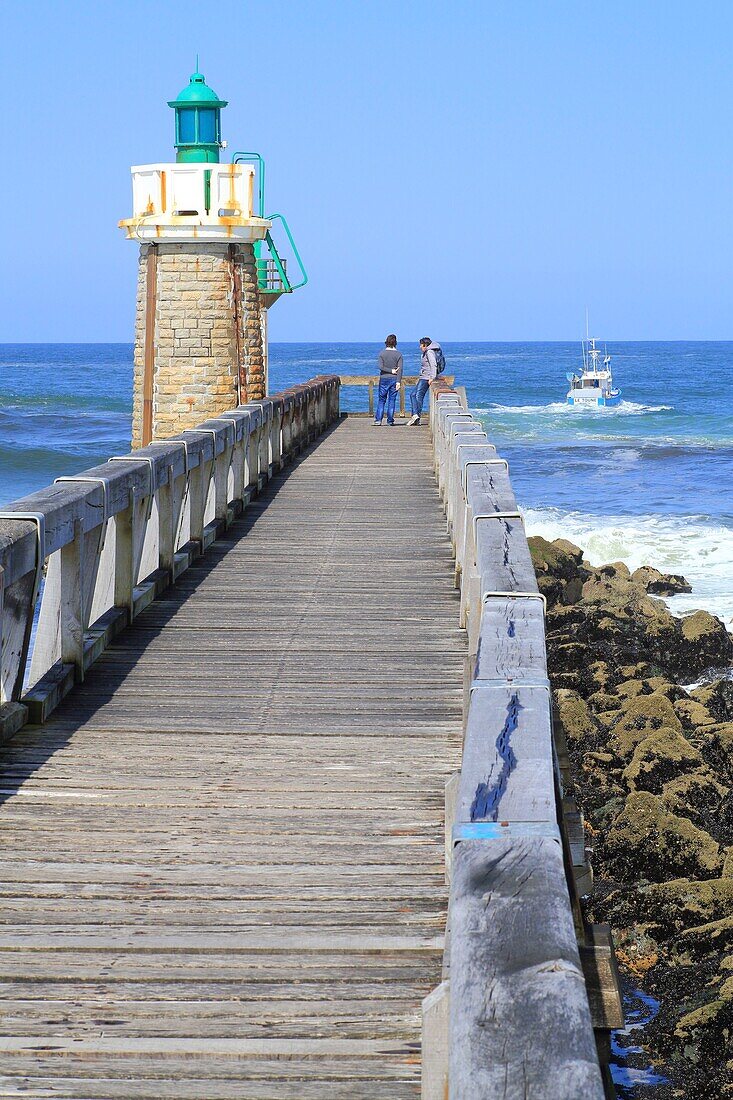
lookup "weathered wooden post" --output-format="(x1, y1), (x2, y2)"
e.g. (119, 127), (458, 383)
(422, 390), (616, 1100)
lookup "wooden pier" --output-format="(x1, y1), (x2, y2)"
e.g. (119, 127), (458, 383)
(0, 379), (618, 1099)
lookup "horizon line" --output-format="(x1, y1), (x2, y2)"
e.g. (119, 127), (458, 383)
(1, 338), (733, 346)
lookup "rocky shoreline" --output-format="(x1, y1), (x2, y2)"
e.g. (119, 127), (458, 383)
(529, 536), (733, 1098)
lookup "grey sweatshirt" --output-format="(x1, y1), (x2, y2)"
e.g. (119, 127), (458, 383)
(420, 342), (441, 381)
(378, 348), (403, 380)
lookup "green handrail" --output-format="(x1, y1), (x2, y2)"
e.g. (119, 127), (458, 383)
(264, 231), (289, 291)
(266, 213), (308, 290)
(229, 153), (307, 293)
(231, 151), (265, 218)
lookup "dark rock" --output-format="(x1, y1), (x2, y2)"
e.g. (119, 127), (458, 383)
(661, 771), (729, 832)
(579, 752), (625, 811)
(567, 574), (732, 678)
(632, 564), (693, 596)
(561, 576), (584, 605)
(682, 914), (733, 954)
(680, 612), (733, 673)
(696, 723), (733, 785)
(587, 660), (614, 692)
(674, 981), (733, 1065)
(619, 662), (660, 680)
(622, 878), (733, 934)
(530, 538), (733, 1078)
(643, 676), (686, 701)
(536, 574), (564, 607)
(553, 538), (585, 564)
(549, 671), (584, 692)
(600, 561), (631, 580)
(548, 641), (588, 677)
(529, 537), (589, 609)
(691, 678), (733, 723)
(528, 535), (584, 582)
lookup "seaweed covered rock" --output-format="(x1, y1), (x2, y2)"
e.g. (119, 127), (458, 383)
(696, 723), (733, 785)
(631, 878), (733, 934)
(610, 693), (684, 757)
(530, 537), (733, 1085)
(554, 689), (597, 748)
(679, 612), (733, 673)
(682, 914), (733, 954)
(632, 565), (693, 596)
(674, 696), (718, 730)
(623, 729), (704, 794)
(535, 538), (733, 679)
(528, 535), (584, 580)
(528, 536), (588, 608)
(661, 771), (730, 832)
(605, 791), (722, 880)
(600, 561), (631, 580)
(691, 678), (733, 723)
(674, 977), (733, 1064)
(579, 752), (625, 819)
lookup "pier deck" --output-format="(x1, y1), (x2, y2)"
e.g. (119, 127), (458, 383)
(0, 419), (464, 1098)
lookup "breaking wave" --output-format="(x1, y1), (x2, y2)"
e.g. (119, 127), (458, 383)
(522, 507), (733, 627)
(477, 401), (673, 416)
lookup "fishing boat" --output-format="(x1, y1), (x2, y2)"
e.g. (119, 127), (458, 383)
(566, 336), (621, 407)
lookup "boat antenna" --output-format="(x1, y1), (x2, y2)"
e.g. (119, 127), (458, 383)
(582, 308), (589, 371)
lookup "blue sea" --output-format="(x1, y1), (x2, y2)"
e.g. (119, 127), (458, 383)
(1, 341), (731, 627)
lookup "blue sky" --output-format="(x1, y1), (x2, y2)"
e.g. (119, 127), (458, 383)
(1, 0), (731, 341)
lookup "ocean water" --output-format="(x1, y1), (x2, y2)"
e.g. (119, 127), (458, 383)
(610, 986), (668, 1097)
(1, 340), (731, 627)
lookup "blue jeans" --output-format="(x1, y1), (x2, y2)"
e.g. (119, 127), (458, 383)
(409, 378), (430, 417)
(375, 375), (398, 424)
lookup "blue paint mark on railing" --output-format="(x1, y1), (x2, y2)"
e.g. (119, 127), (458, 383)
(610, 986), (670, 1097)
(470, 692), (522, 821)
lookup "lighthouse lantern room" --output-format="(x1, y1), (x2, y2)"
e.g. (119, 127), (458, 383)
(168, 69), (227, 163)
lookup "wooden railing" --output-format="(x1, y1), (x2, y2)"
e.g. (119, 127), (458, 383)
(338, 375), (455, 417)
(422, 382), (620, 1099)
(0, 376), (340, 740)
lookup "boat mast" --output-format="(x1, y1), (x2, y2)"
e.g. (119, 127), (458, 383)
(583, 308), (590, 372)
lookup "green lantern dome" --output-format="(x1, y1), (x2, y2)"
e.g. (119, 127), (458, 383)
(168, 69), (228, 163)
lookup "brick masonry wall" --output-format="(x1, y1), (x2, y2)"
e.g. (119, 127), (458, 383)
(131, 242), (265, 448)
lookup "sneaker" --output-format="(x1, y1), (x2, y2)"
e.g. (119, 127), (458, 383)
(407, 414), (420, 426)
(386, 421), (395, 427)
(371, 420), (382, 426)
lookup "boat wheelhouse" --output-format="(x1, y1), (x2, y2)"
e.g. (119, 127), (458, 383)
(566, 337), (621, 407)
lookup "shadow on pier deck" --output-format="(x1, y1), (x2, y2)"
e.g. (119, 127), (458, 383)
(0, 418), (464, 1098)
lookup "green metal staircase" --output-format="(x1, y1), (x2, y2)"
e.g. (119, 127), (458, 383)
(232, 152), (308, 306)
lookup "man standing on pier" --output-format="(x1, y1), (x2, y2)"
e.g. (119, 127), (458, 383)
(407, 337), (442, 426)
(373, 334), (403, 426)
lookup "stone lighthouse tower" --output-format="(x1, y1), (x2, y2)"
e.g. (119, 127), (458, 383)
(120, 69), (298, 448)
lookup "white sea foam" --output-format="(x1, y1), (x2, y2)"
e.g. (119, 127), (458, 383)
(686, 667), (733, 690)
(521, 508), (733, 627)
(475, 400), (673, 416)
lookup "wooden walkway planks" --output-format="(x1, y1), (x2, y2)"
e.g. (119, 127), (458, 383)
(0, 418), (464, 1099)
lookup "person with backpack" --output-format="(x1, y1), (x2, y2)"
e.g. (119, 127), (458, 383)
(407, 338), (445, 426)
(372, 334), (403, 426)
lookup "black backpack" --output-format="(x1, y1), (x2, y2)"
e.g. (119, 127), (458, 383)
(434, 346), (446, 375)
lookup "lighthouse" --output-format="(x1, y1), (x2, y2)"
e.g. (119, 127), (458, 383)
(120, 68), (305, 448)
